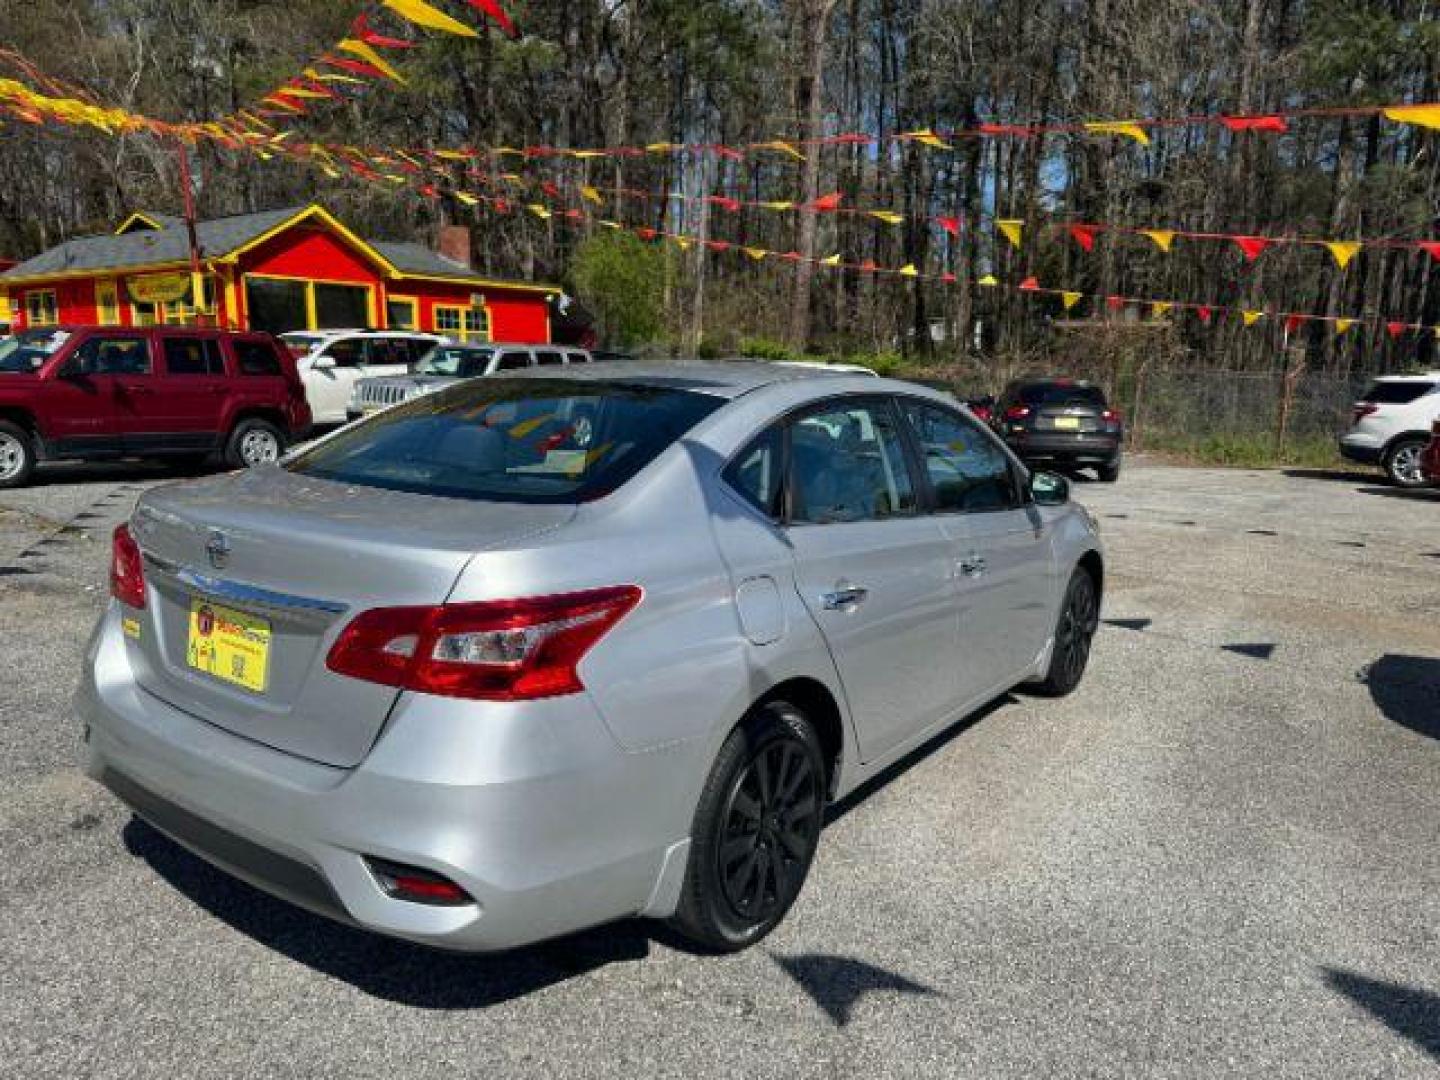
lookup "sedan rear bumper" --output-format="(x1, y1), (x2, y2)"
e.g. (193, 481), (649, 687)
(77, 605), (697, 952)
(1005, 431), (1121, 465)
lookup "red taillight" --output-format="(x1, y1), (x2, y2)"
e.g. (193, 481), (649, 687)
(326, 585), (642, 701)
(1101, 408), (1122, 425)
(110, 525), (146, 609)
(1352, 402), (1379, 424)
(1004, 405), (1031, 421)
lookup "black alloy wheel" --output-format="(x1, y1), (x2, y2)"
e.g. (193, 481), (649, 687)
(1030, 567), (1100, 696)
(670, 701), (826, 951)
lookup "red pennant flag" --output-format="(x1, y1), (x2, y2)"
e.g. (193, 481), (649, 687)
(1019, 276), (1040, 290)
(1197, 305), (1213, 324)
(419, 183), (439, 197)
(1284, 314), (1305, 335)
(1068, 224), (1099, 252)
(351, 13), (417, 49)
(861, 259), (879, 272)
(321, 55), (390, 80)
(1106, 295), (1125, 311)
(540, 181), (560, 197)
(1386, 321), (1406, 340)
(564, 209), (584, 221)
(942, 272), (956, 283)
(935, 216), (961, 237)
(714, 146), (744, 161)
(977, 123), (1033, 137)
(705, 240), (731, 252)
(465, 0), (519, 38)
(780, 251), (803, 261)
(1220, 114), (1288, 134)
(810, 192), (844, 212)
(493, 199), (510, 213)
(1418, 242), (1440, 261)
(707, 196), (741, 212)
(635, 228), (657, 241)
(1233, 236), (1270, 262)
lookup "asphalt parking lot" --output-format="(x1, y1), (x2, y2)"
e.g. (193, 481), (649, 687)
(2, 460), (1438, 1078)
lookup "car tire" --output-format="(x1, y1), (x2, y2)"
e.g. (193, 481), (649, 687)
(1028, 566), (1100, 697)
(0, 420), (37, 490)
(1383, 437), (1428, 489)
(1096, 458), (1122, 483)
(225, 418), (285, 469)
(668, 700), (827, 952)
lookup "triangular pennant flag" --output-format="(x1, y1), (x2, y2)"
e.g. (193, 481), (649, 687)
(337, 39), (406, 82)
(942, 272), (956, 283)
(1386, 321), (1406, 340)
(1196, 305), (1213, 324)
(1140, 229), (1176, 252)
(935, 216), (961, 237)
(753, 140), (805, 159)
(464, 0), (519, 37)
(1151, 301), (1173, 318)
(978, 274), (998, 287)
(1220, 114), (1288, 134)
(705, 240), (731, 252)
(869, 211), (904, 225)
(707, 195), (741, 212)
(579, 185), (603, 205)
(821, 253), (843, 266)
(810, 192), (844, 212)
(758, 200), (795, 212)
(903, 129), (949, 149)
(1242, 310), (1264, 327)
(1061, 291), (1083, 311)
(1018, 276), (1040, 291)
(598, 219), (620, 229)
(1384, 104), (1440, 130)
(526, 204), (551, 219)
(673, 237), (693, 251)
(743, 247), (768, 260)
(1324, 241), (1361, 269)
(860, 259), (879, 272)
(352, 13), (418, 48)
(635, 228), (658, 240)
(1418, 242), (1440, 261)
(1068, 224), (1099, 252)
(1083, 120), (1151, 146)
(453, 191), (479, 206)
(383, 0), (479, 37)
(1335, 318), (1356, 335)
(1233, 235), (1270, 262)
(898, 264), (919, 277)
(1284, 314), (1305, 335)
(1106, 295), (1126, 312)
(997, 219), (1024, 249)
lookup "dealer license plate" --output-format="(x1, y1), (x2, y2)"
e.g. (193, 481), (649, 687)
(1053, 416), (1081, 430)
(186, 598), (271, 693)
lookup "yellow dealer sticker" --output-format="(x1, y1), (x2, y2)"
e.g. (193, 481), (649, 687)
(186, 598), (271, 693)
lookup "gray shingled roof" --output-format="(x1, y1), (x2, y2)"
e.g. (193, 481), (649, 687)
(1, 206), (305, 280)
(120, 210), (185, 231)
(369, 240), (474, 278)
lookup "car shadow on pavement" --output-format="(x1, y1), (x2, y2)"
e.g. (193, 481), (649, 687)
(1280, 468), (1373, 484)
(1360, 655), (1440, 740)
(770, 952), (937, 1026)
(122, 818), (654, 1009)
(1324, 968), (1440, 1061)
(31, 459), (216, 488)
(1356, 485), (1440, 502)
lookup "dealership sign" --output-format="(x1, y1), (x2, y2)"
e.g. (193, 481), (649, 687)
(128, 273), (192, 305)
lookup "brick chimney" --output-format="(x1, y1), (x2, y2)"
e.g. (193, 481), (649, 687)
(437, 225), (472, 269)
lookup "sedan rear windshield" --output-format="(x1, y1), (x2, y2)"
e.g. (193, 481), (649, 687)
(286, 378), (723, 504)
(1016, 383), (1107, 409)
(1360, 380), (1436, 405)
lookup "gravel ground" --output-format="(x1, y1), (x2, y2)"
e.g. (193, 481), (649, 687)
(1, 459), (1438, 1078)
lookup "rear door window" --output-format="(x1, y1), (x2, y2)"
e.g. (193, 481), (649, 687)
(162, 336), (226, 376)
(535, 350), (565, 366)
(234, 340), (283, 376)
(286, 378), (723, 504)
(788, 400), (918, 524)
(495, 351), (531, 371)
(1360, 381), (1436, 405)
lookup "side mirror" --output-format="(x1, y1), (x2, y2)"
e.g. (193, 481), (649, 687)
(1031, 471), (1070, 506)
(310, 354), (335, 371)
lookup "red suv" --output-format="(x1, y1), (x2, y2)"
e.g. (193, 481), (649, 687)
(0, 326), (310, 489)
(1423, 418), (1440, 485)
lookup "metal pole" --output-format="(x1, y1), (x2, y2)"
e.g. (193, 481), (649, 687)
(176, 140), (205, 323)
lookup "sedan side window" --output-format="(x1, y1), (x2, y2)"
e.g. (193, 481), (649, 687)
(724, 425), (785, 519)
(789, 401), (917, 524)
(901, 398), (1016, 512)
(495, 351), (530, 371)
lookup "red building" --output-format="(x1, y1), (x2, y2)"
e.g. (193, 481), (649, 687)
(0, 204), (557, 343)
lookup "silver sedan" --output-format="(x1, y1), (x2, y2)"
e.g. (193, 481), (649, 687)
(78, 363), (1103, 953)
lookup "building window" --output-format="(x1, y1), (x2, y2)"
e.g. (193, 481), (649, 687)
(25, 289), (58, 327)
(387, 297), (418, 330)
(434, 303), (490, 343)
(96, 280), (120, 325)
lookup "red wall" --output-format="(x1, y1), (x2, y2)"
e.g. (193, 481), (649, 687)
(389, 281), (550, 343)
(241, 227), (383, 285)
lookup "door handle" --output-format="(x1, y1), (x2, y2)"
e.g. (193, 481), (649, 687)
(958, 553), (987, 577)
(821, 585), (869, 610)
(119, 382), (152, 395)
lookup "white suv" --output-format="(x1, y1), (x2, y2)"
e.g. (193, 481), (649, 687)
(1339, 373), (1440, 487)
(348, 343), (594, 420)
(281, 331), (449, 426)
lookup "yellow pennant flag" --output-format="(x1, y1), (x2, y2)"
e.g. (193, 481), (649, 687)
(1151, 301), (1173, 318)
(1084, 120), (1151, 146)
(743, 247), (769, 260)
(433, 149), (472, 161)
(1324, 241), (1361, 269)
(758, 200), (795, 211)
(821, 253), (843, 266)
(997, 219), (1024, 249)
(318, 163), (341, 179)
(276, 85), (331, 99)
(898, 263), (919, 277)
(1384, 104), (1440, 130)
(526, 204), (552, 219)
(598, 219), (621, 230)
(579, 185), (604, 205)
(904, 129), (949, 149)
(500, 173), (524, 185)
(306, 68), (365, 85)
(569, 150), (608, 159)
(674, 237), (693, 251)
(645, 142), (677, 153)
(1061, 291), (1083, 311)
(383, 0), (479, 36)
(753, 140), (805, 160)
(453, 191), (479, 206)
(337, 39), (406, 83)
(1242, 310), (1264, 327)
(978, 274), (999, 287)
(1140, 229), (1176, 252)
(1335, 318), (1356, 335)
(868, 210), (904, 225)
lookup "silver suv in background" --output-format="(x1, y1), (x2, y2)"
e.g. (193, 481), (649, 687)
(1339, 373), (1440, 487)
(349, 343), (593, 420)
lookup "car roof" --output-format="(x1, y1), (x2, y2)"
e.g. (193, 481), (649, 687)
(1370, 372), (1440, 381)
(499, 360), (924, 399)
